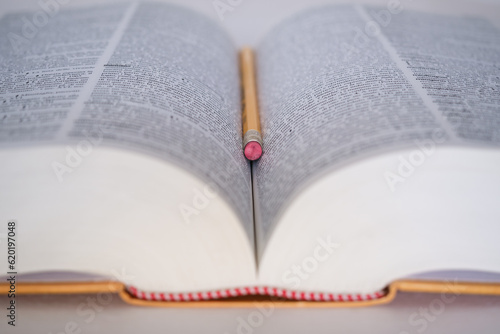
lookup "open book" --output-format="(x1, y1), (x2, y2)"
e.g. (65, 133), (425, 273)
(1, 2), (500, 305)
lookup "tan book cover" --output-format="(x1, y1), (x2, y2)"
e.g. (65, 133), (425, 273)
(2, 280), (500, 308)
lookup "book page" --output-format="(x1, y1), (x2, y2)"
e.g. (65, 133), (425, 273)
(0, 3), (253, 235)
(253, 5), (500, 248)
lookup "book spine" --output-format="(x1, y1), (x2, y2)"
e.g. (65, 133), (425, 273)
(127, 285), (386, 302)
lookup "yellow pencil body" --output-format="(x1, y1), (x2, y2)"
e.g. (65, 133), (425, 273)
(240, 47), (263, 160)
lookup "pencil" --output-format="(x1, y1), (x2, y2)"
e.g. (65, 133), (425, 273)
(240, 47), (263, 161)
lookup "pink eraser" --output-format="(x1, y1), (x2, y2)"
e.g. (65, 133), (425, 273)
(244, 141), (262, 161)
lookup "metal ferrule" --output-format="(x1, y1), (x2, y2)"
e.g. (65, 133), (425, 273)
(243, 129), (263, 148)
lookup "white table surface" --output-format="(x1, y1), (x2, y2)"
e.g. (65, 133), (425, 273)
(1, 292), (500, 333)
